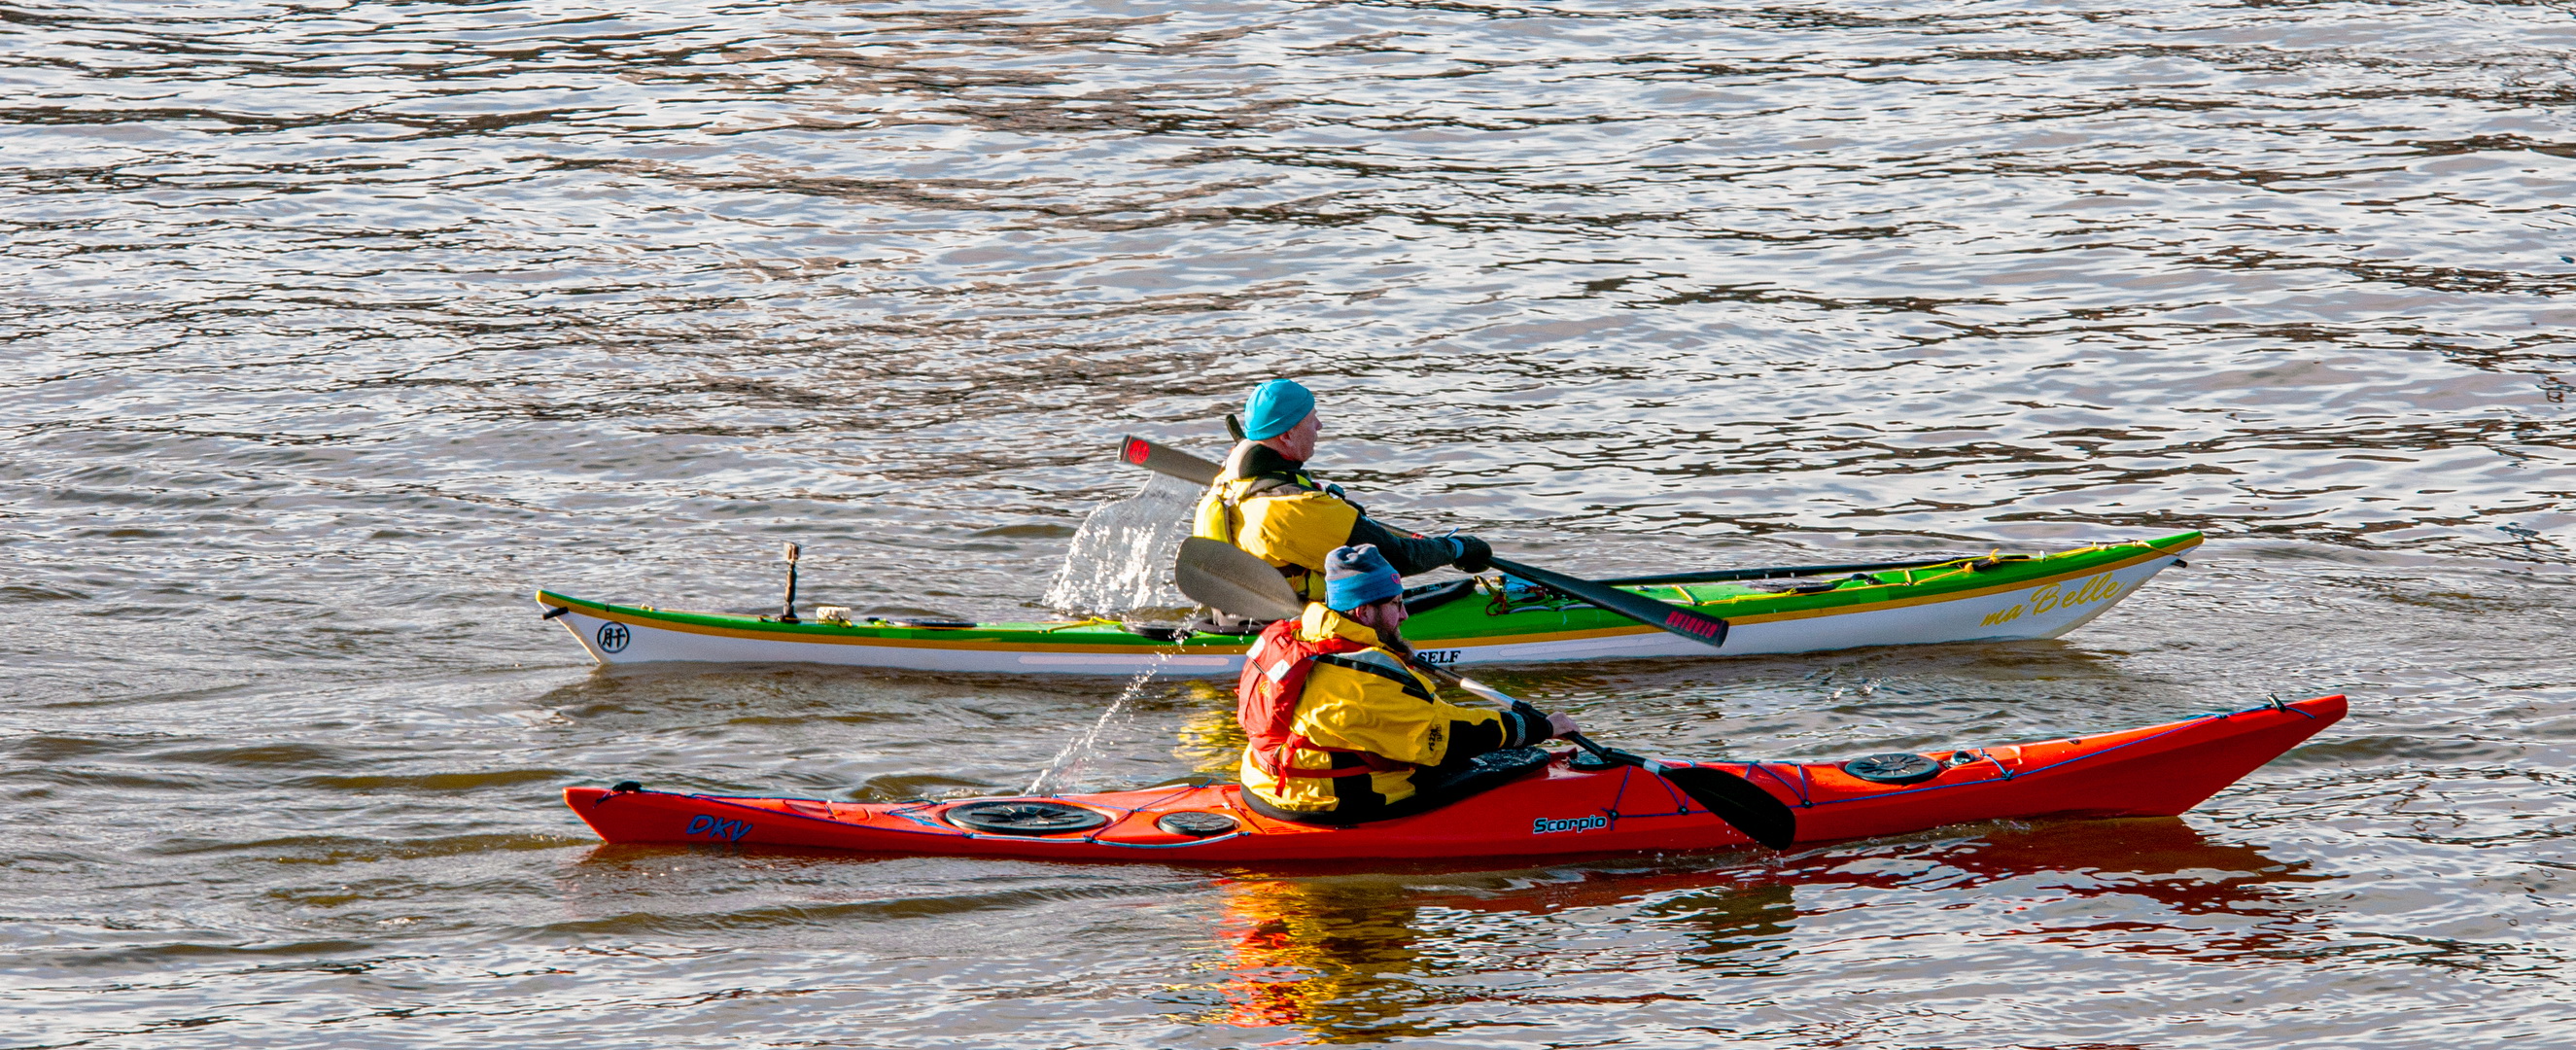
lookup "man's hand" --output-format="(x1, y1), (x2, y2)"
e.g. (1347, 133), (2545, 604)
(1447, 535), (1494, 574)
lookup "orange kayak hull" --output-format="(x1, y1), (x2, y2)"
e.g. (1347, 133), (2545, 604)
(564, 695), (2344, 863)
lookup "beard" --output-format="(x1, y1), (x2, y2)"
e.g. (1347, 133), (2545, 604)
(1352, 603), (1412, 655)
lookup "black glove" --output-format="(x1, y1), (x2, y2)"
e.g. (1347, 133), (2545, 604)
(1447, 535), (1494, 575)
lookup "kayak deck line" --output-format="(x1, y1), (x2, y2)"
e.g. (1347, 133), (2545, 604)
(562, 693), (2347, 865)
(536, 532), (2200, 675)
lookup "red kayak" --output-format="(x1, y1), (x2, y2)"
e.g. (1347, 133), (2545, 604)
(564, 695), (2344, 863)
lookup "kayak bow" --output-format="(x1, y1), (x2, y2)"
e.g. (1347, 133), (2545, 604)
(563, 693), (2342, 864)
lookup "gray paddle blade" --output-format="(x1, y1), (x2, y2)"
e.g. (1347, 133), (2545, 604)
(1174, 537), (1305, 622)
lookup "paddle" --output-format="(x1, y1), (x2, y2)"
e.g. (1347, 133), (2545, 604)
(1127, 436), (1730, 648)
(1119, 435), (1222, 487)
(1412, 659), (1797, 850)
(1173, 537), (1797, 850)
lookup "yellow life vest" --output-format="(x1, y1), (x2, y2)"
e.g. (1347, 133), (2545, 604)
(1192, 442), (1360, 602)
(1236, 605), (1506, 813)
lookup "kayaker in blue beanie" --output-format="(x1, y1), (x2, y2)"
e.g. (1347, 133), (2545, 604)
(1236, 544), (1578, 824)
(1193, 379), (1495, 605)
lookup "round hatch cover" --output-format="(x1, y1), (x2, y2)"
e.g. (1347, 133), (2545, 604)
(1842, 752), (1942, 786)
(945, 800), (1110, 835)
(1155, 812), (1239, 837)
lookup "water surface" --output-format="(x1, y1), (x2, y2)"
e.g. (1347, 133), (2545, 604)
(5, 0), (2574, 1046)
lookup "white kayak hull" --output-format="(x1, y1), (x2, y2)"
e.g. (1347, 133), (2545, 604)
(538, 539), (2192, 677)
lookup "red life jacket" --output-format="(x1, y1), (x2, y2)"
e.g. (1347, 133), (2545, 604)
(1236, 618), (1419, 779)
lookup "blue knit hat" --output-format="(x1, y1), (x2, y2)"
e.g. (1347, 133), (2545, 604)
(1324, 544), (1403, 612)
(1241, 379), (1316, 441)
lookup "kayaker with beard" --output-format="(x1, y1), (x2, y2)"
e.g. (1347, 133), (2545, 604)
(1237, 544), (1581, 824)
(1194, 378), (1494, 604)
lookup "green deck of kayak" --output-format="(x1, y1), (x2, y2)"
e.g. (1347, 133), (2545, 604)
(1407, 532), (2197, 642)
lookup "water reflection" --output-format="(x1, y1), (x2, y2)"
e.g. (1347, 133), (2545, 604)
(1200, 818), (2327, 1040)
(1204, 878), (1445, 1042)
(1172, 680), (1247, 779)
(1640, 883), (1800, 976)
(1898, 819), (2334, 965)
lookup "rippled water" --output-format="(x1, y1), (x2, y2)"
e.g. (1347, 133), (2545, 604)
(6, 0), (2574, 1045)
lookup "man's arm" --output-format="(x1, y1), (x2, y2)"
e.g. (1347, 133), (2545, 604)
(1434, 702), (1555, 759)
(1347, 516), (1473, 577)
(1298, 665), (1553, 767)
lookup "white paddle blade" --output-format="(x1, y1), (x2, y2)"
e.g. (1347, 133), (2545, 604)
(1174, 537), (1305, 621)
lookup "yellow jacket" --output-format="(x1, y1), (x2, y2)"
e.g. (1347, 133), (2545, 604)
(1238, 605), (1522, 813)
(1194, 443), (1359, 602)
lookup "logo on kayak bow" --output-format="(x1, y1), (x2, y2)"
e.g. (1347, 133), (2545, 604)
(1980, 573), (2126, 627)
(684, 814), (752, 842)
(596, 622), (630, 653)
(1531, 814), (1609, 836)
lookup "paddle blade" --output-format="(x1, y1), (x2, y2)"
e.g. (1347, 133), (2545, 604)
(1659, 765), (1798, 850)
(1175, 537), (1306, 622)
(1119, 436), (1222, 486)
(1492, 556), (1731, 648)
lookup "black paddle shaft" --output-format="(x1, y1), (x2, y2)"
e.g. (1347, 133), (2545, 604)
(1551, 728), (1794, 849)
(1118, 435), (1729, 649)
(1487, 556), (1729, 648)
(1416, 665), (1794, 850)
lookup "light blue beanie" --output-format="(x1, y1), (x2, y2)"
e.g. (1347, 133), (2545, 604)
(1241, 379), (1316, 441)
(1324, 544), (1403, 612)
